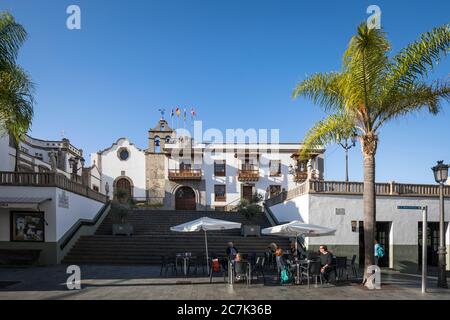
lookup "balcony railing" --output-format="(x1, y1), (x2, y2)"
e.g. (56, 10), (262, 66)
(0, 171), (107, 203)
(168, 169), (202, 180)
(293, 170), (308, 182)
(238, 165), (259, 182)
(265, 179), (450, 207)
(214, 195), (227, 202)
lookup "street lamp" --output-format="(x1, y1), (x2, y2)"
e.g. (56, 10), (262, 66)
(431, 160), (449, 289)
(339, 131), (357, 182)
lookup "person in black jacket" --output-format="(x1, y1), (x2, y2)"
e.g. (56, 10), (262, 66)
(319, 245), (333, 283)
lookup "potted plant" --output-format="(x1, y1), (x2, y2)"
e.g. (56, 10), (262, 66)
(111, 189), (134, 236)
(237, 193), (263, 237)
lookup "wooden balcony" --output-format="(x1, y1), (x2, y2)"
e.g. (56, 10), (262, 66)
(168, 169), (202, 180)
(214, 195), (227, 202)
(238, 166), (259, 182)
(293, 171), (308, 182)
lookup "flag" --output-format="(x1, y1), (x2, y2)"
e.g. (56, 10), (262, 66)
(183, 108), (187, 121)
(171, 109), (174, 117)
(190, 108), (196, 117)
(175, 107), (181, 117)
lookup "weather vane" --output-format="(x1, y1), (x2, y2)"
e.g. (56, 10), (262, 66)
(158, 108), (166, 120)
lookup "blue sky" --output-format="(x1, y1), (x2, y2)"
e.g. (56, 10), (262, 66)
(1, 0), (449, 184)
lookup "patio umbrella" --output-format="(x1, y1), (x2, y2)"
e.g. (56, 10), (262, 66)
(170, 217), (242, 274)
(261, 221), (336, 252)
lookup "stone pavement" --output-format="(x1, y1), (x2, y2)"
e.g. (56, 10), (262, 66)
(0, 265), (449, 300)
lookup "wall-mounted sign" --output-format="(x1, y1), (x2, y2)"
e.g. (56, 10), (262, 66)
(335, 208), (345, 215)
(58, 191), (69, 208)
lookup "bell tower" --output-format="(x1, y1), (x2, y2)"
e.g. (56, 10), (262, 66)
(146, 119), (175, 205)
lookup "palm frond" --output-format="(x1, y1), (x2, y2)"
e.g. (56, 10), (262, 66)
(386, 24), (450, 89)
(300, 114), (356, 159)
(292, 72), (345, 113)
(342, 23), (390, 129)
(0, 64), (34, 142)
(374, 80), (450, 131)
(0, 12), (27, 67)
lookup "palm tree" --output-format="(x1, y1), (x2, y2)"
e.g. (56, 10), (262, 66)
(0, 12), (34, 172)
(293, 23), (450, 284)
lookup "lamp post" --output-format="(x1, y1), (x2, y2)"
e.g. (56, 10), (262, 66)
(339, 132), (357, 182)
(431, 160), (449, 289)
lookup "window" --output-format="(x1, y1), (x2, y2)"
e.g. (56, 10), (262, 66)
(117, 148), (130, 161)
(214, 185), (226, 202)
(214, 160), (226, 176)
(269, 160), (281, 176)
(269, 185), (281, 198)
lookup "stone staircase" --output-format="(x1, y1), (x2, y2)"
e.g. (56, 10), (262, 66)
(62, 209), (291, 265)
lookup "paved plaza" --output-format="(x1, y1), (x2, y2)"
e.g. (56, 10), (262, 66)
(0, 265), (449, 300)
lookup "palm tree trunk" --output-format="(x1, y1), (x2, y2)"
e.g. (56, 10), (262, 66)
(361, 133), (377, 286)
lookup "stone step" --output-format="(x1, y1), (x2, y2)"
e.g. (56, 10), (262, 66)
(63, 209), (288, 265)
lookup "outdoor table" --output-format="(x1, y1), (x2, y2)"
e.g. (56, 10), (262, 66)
(176, 253), (193, 276)
(289, 259), (309, 285)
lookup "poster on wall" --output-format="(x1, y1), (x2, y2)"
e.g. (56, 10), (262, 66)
(11, 212), (45, 242)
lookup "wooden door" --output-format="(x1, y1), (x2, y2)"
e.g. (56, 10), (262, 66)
(175, 187), (196, 210)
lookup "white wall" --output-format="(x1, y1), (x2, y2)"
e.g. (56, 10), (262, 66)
(92, 138), (146, 198)
(54, 188), (104, 240)
(308, 194), (450, 246)
(269, 193), (310, 223)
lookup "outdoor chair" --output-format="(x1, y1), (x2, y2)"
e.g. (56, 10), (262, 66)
(160, 255), (177, 277)
(300, 260), (323, 288)
(252, 256), (265, 284)
(240, 253), (249, 261)
(234, 261), (251, 285)
(346, 254), (358, 278)
(335, 256), (348, 280)
(188, 254), (206, 275)
(264, 251), (276, 270)
(209, 257), (228, 283)
(249, 252), (257, 266)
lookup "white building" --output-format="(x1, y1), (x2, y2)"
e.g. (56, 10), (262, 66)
(0, 132), (107, 264)
(267, 180), (450, 272)
(92, 119), (325, 210)
(0, 120), (448, 272)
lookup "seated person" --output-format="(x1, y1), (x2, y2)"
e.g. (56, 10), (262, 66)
(290, 241), (299, 259)
(275, 248), (287, 272)
(226, 241), (238, 259)
(319, 245), (333, 283)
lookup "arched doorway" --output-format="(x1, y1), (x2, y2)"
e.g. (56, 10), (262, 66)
(175, 186), (196, 211)
(115, 177), (133, 200)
